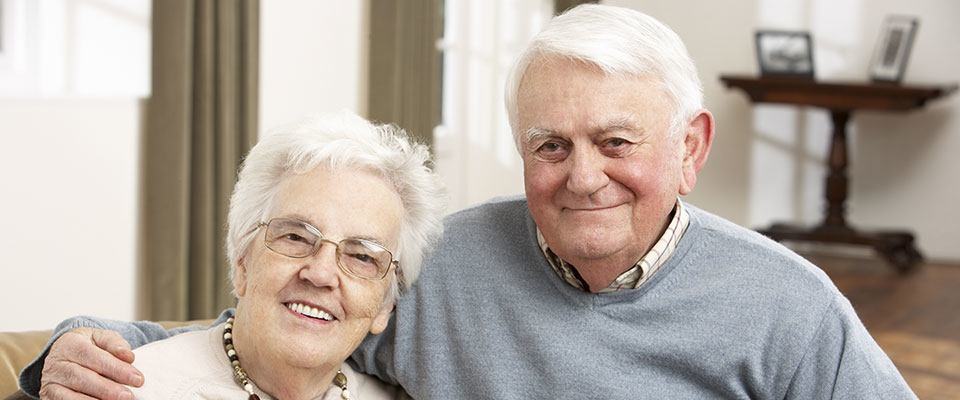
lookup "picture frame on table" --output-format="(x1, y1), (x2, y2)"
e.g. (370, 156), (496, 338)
(755, 30), (815, 79)
(869, 16), (919, 83)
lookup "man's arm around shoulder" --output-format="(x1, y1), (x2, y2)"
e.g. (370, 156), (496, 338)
(19, 310), (231, 399)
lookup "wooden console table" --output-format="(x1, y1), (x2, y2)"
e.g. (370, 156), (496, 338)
(720, 74), (957, 271)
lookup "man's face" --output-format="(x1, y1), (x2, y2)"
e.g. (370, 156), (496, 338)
(517, 57), (697, 273)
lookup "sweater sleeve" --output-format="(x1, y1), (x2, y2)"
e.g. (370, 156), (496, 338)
(783, 297), (916, 400)
(17, 309), (232, 398)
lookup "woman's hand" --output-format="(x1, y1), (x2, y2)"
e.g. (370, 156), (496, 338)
(38, 327), (143, 400)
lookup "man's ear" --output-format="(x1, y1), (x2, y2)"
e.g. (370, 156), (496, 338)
(233, 257), (249, 297)
(368, 302), (394, 335)
(678, 110), (715, 195)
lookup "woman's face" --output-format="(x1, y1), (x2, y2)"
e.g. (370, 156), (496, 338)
(233, 165), (403, 370)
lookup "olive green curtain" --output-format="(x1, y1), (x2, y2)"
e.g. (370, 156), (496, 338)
(367, 0), (443, 147)
(554, 0), (598, 14)
(140, 0), (259, 321)
(365, 0), (595, 146)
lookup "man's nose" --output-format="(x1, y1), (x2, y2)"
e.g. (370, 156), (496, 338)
(298, 242), (341, 288)
(565, 148), (609, 196)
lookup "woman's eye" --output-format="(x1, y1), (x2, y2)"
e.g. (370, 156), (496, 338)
(282, 233), (308, 243)
(351, 253), (374, 263)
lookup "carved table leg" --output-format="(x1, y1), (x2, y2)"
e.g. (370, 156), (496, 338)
(756, 109), (924, 272)
(824, 110), (851, 229)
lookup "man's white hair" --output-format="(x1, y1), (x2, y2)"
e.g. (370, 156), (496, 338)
(225, 111), (446, 303)
(504, 4), (704, 147)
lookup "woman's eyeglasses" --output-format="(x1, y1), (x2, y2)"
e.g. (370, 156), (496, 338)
(254, 218), (398, 281)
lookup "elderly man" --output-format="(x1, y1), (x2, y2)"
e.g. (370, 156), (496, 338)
(21, 4), (913, 400)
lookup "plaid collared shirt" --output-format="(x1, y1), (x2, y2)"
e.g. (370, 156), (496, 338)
(536, 200), (690, 293)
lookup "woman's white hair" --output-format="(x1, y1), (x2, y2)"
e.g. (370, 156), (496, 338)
(225, 111), (446, 302)
(504, 4), (703, 146)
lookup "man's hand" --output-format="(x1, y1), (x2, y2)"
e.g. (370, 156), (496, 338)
(38, 327), (144, 400)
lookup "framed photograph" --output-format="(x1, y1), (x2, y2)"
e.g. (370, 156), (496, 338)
(869, 16), (919, 83)
(755, 30), (815, 78)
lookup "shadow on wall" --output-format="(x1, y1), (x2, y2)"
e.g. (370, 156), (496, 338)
(748, 105), (830, 230)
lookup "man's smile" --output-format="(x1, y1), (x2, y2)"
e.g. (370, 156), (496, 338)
(562, 203), (626, 212)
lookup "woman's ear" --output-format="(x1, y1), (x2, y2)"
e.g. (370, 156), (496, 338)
(368, 302), (394, 335)
(233, 257), (249, 297)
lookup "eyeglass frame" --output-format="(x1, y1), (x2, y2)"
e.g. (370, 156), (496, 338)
(246, 217), (401, 282)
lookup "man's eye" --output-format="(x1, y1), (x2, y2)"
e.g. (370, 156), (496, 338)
(539, 142), (562, 152)
(600, 137), (635, 156)
(604, 138), (628, 148)
(533, 141), (569, 161)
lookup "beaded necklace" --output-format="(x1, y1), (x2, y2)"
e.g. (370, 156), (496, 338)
(223, 317), (352, 400)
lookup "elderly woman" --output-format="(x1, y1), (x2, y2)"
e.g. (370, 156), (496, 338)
(127, 112), (444, 400)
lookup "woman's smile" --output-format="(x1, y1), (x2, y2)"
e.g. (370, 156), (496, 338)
(284, 301), (337, 323)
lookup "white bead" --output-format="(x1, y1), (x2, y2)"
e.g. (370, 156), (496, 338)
(224, 332), (232, 339)
(244, 383), (254, 393)
(227, 349), (236, 357)
(341, 389), (352, 399)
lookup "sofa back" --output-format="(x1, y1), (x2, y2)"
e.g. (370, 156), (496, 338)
(0, 330), (51, 397)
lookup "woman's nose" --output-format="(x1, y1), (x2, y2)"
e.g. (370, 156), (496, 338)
(298, 242), (341, 288)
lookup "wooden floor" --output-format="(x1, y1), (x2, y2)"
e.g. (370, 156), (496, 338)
(803, 251), (960, 400)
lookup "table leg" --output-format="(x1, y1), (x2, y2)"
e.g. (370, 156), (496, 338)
(757, 110), (924, 272)
(824, 111), (851, 230)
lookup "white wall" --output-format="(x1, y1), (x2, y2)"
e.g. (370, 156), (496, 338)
(0, 0), (149, 331)
(606, 0), (960, 261)
(0, 99), (140, 331)
(259, 0), (367, 134)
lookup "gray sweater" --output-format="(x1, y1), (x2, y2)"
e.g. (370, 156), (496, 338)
(21, 198), (915, 399)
